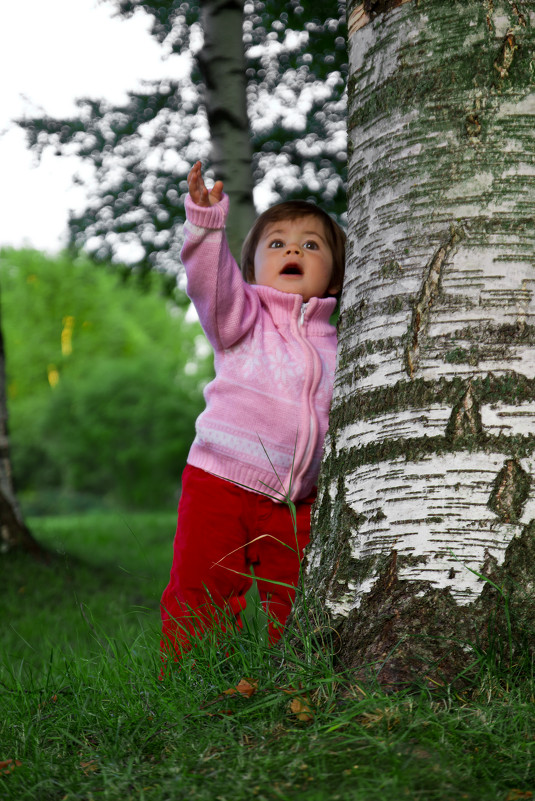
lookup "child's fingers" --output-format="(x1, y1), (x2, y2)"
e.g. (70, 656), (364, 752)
(187, 160), (200, 181)
(209, 180), (224, 205)
(187, 162), (210, 206)
(187, 161), (202, 188)
(187, 162), (223, 207)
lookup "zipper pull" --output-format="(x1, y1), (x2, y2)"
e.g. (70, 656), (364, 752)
(299, 302), (308, 327)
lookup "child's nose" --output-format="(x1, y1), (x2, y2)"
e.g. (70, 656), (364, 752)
(285, 243), (302, 255)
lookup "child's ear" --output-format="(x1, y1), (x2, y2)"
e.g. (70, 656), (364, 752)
(327, 281), (341, 296)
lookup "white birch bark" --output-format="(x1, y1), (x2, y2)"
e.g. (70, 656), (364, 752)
(303, 0), (535, 682)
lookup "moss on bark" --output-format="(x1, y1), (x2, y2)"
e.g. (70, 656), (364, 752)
(304, 0), (535, 687)
(325, 518), (535, 688)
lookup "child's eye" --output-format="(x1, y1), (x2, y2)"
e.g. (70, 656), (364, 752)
(303, 240), (319, 250)
(268, 239), (284, 248)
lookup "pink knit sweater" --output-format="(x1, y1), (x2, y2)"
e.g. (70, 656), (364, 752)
(182, 194), (337, 501)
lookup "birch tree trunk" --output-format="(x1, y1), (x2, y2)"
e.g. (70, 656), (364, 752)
(304, 0), (535, 686)
(0, 317), (41, 555)
(197, 0), (255, 259)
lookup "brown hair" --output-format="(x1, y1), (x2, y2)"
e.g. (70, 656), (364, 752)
(240, 201), (346, 299)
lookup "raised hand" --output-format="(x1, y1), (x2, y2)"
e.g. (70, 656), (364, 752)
(187, 161), (224, 207)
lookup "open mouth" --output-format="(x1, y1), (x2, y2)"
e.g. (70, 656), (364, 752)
(280, 263), (303, 276)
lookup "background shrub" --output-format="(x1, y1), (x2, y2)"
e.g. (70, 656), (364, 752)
(1, 248), (212, 510)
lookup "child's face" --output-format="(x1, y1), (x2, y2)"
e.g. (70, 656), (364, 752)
(253, 217), (339, 303)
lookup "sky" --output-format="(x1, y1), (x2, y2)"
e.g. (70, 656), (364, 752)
(0, 0), (188, 253)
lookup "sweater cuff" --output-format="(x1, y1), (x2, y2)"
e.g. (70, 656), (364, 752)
(185, 193), (229, 229)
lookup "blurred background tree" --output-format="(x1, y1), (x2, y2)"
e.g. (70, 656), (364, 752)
(17, 0), (347, 273)
(2, 0), (346, 549)
(1, 249), (212, 513)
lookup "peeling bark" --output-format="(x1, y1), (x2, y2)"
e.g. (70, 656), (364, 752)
(301, 0), (535, 686)
(487, 458), (531, 523)
(445, 383), (483, 443)
(494, 32), (519, 88)
(405, 226), (463, 378)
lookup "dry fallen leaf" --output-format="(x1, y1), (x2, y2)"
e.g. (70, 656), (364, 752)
(0, 759), (22, 775)
(80, 760), (99, 775)
(506, 792), (533, 801)
(197, 677), (259, 717)
(279, 685), (314, 722)
(289, 696), (314, 722)
(235, 678), (258, 697)
(223, 678), (258, 698)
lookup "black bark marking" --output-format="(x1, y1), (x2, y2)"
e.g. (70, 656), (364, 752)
(348, 0), (412, 34)
(465, 113), (482, 143)
(486, 0), (494, 33)
(511, 2), (527, 27)
(493, 32), (518, 89)
(381, 549), (398, 595)
(329, 374), (535, 440)
(325, 475), (367, 606)
(363, 0), (409, 12)
(488, 458), (531, 523)
(404, 226), (463, 379)
(445, 383), (483, 444)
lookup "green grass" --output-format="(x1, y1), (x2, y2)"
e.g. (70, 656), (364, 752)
(1, 512), (535, 800)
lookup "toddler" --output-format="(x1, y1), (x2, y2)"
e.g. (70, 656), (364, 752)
(160, 161), (346, 660)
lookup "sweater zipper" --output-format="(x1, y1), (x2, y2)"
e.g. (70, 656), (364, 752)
(293, 302), (319, 496)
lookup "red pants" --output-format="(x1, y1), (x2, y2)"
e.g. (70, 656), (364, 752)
(160, 464), (314, 660)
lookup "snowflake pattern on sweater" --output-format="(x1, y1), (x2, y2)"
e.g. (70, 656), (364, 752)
(181, 193), (338, 501)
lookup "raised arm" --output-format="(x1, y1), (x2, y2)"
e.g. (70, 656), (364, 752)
(181, 165), (258, 350)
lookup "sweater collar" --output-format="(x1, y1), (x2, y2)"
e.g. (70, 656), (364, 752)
(253, 285), (337, 329)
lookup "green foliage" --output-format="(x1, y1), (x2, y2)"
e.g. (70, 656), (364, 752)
(1, 248), (212, 509)
(41, 356), (203, 508)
